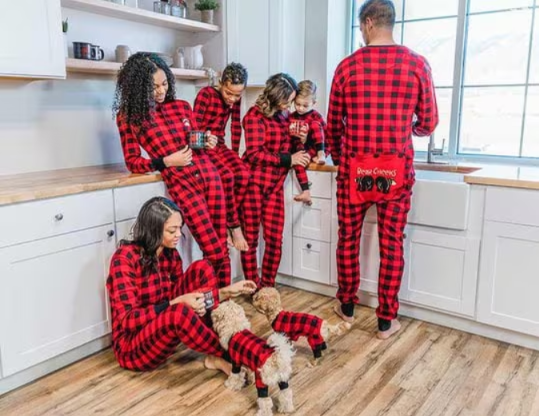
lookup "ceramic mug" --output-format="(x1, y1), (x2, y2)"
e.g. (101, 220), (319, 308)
(188, 131), (206, 149)
(73, 42), (93, 60)
(91, 45), (105, 61)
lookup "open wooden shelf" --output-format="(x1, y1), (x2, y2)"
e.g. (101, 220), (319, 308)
(61, 0), (219, 32)
(66, 58), (208, 80)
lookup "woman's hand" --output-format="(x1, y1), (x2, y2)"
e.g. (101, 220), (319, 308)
(164, 146), (193, 167)
(291, 150), (311, 167)
(170, 292), (206, 316)
(220, 280), (257, 300)
(204, 131), (218, 150)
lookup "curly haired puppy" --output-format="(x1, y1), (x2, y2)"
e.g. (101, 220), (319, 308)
(211, 300), (295, 416)
(252, 287), (350, 366)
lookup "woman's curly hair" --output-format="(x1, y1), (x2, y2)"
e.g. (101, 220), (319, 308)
(112, 52), (176, 127)
(255, 73), (298, 118)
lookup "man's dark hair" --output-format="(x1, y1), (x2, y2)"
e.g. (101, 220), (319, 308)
(359, 0), (396, 28)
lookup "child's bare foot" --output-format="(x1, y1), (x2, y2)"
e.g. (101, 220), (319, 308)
(333, 305), (355, 324)
(231, 227), (249, 251)
(376, 319), (401, 340)
(316, 151), (326, 165)
(204, 355), (232, 376)
(294, 190), (312, 205)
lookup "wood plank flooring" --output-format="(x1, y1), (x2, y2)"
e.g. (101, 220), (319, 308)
(1, 286), (538, 416)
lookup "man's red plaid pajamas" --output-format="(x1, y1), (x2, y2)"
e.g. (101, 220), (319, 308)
(289, 109), (327, 191)
(118, 99), (230, 287)
(241, 106), (292, 287)
(327, 45), (438, 320)
(193, 86), (250, 229)
(272, 311), (327, 358)
(106, 245), (224, 371)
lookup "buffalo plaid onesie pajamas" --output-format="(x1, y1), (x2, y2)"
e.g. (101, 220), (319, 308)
(193, 86), (250, 230)
(326, 45), (438, 322)
(272, 311), (327, 358)
(118, 100), (231, 287)
(289, 109), (327, 191)
(106, 244), (224, 371)
(240, 106), (292, 288)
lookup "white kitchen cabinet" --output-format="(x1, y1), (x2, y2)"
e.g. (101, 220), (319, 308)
(226, 0), (305, 86)
(291, 198), (332, 242)
(278, 174), (294, 276)
(400, 226), (480, 317)
(477, 221), (539, 337)
(113, 182), (166, 222)
(0, 0), (65, 79)
(292, 237), (331, 285)
(0, 225), (114, 377)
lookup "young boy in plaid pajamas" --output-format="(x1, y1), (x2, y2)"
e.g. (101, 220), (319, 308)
(289, 80), (327, 205)
(114, 52), (231, 288)
(327, 0), (438, 339)
(106, 197), (256, 372)
(241, 73), (311, 288)
(193, 63), (250, 251)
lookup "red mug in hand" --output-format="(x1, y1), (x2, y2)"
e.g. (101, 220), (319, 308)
(290, 120), (309, 137)
(188, 131), (207, 149)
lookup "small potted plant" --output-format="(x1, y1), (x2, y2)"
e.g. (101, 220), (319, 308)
(62, 18), (69, 58)
(194, 0), (219, 25)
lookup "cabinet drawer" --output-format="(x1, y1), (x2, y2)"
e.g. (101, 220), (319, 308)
(485, 187), (539, 227)
(292, 197), (332, 242)
(292, 237), (330, 285)
(292, 170), (333, 199)
(114, 182), (167, 222)
(0, 191), (113, 247)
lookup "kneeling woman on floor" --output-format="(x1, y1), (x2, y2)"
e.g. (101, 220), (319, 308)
(106, 196), (257, 373)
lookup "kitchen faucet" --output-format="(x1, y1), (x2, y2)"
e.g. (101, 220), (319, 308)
(427, 133), (445, 163)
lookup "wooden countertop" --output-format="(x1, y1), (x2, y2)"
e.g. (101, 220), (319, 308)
(1, 161), (539, 207)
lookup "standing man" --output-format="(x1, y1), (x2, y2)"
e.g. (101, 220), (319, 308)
(327, 0), (438, 339)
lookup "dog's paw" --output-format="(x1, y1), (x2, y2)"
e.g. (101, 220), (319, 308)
(256, 397), (274, 416)
(224, 372), (245, 391)
(276, 389), (295, 413)
(243, 367), (255, 387)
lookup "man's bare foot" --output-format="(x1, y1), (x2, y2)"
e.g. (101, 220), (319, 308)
(231, 227), (249, 251)
(226, 229), (234, 248)
(204, 355), (232, 376)
(376, 319), (401, 340)
(333, 305), (355, 324)
(294, 190), (312, 205)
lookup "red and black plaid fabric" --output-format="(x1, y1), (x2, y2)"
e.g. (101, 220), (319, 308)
(272, 311), (326, 353)
(327, 46), (437, 320)
(290, 109), (327, 190)
(228, 329), (275, 389)
(193, 86), (242, 153)
(117, 100), (230, 287)
(106, 245), (223, 371)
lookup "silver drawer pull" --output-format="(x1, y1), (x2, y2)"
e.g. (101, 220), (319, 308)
(54, 213), (64, 221)
(306, 243), (312, 249)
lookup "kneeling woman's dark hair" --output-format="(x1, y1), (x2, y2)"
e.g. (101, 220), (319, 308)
(121, 196), (181, 272)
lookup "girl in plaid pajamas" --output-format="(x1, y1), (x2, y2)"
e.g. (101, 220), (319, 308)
(106, 196), (256, 372)
(114, 52), (231, 288)
(327, 0), (438, 339)
(240, 73), (311, 288)
(289, 80), (328, 205)
(193, 63), (250, 252)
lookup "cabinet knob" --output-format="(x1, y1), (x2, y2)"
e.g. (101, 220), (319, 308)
(306, 243), (312, 249)
(54, 213), (64, 221)
(107, 230), (115, 237)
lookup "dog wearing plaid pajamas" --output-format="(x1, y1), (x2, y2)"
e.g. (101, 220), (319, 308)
(193, 63), (251, 252)
(327, 1), (438, 339)
(211, 300), (295, 416)
(114, 52), (231, 288)
(252, 288), (350, 366)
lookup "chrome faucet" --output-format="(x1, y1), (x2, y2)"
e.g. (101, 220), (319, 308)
(427, 133), (445, 163)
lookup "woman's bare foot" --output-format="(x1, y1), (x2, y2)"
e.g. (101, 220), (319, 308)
(333, 305), (355, 324)
(231, 227), (249, 251)
(376, 319), (401, 340)
(204, 355), (232, 376)
(294, 190), (312, 205)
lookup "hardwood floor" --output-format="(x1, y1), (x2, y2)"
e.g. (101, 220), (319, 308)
(1, 286), (538, 416)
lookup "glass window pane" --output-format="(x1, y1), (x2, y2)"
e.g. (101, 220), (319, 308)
(464, 10), (532, 85)
(403, 18), (457, 87)
(404, 0), (459, 20)
(528, 11), (539, 84)
(352, 27), (362, 51)
(522, 87), (539, 158)
(469, 0), (533, 14)
(413, 88), (452, 153)
(459, 87), (525, 157)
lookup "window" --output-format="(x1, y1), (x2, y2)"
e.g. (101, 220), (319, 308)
(350, 0), (539, 161)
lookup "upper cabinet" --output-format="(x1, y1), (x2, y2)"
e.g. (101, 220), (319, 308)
(0, 0), (66, 79)
(226, 0), (305, 86)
